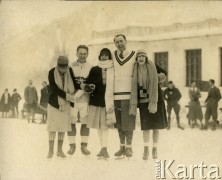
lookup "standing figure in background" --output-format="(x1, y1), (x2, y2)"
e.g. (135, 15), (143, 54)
(1, 89), (11, 118)
(112, 34), (137, 158)
(47, 56), (76, 159)
(86, 48), (116, 159)
(40, 81), (49, 124)
(67, 45), (92, 156)
(11, 88), (22, 118)
(163, 81), (184, 130)
(188, 82), (203, 128)
(24, 80), (38, 123)
(130, 50), (168, 160)
(203, 79), (221, 131)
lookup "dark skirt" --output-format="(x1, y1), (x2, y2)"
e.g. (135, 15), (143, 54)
(114, 100), (136, 131)
(2, 103), (10, 112)
(138, 100), (168, 130)
(40, 102), (48, 108)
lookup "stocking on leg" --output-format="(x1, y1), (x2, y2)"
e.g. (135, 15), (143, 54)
(80, 124), (90, 155)
(47, 132), (56, 158)
(67, 124), (77, 155)
(101, 129), (109, 158)
(114, 129), (126, 156)
(143, 130), (150, 160)
(125, 131), (133, 157)
(57, 132), (66, 158)
(152, 130), (159, 159)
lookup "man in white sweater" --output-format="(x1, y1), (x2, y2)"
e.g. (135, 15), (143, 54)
(113, 34), (137, 158)
(67, 45), (92, 156)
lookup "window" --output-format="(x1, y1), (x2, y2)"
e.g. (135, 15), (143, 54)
(186, 49), (202, 86)
(154, 52), (168, 87)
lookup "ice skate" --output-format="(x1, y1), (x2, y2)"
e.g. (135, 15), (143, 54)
(98, 148), (109, 160)
(101, 148), (110, 159)
(177, 124), (184, 130)
(201, 125), (208, 130)
(97, 149), (104, 157)
(125, 148), (132, 159)
(57, 151), (66, 158)
(211, 124), (216, 131)
(47, 152), (53, 159)
(47, 141), (54, 159)
(67, 144), (76, 155)
(81, 146), (91, 156)
(143, 146), (149, 161)
(57, 140), (66, 158)
(114, 146), (126, 159)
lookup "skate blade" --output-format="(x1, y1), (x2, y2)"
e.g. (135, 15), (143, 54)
(98, 157), (109, 161)
(126, 156), (132, 160)
(82, 154), (91, 159)
(56, 156), (67, 159)
(115, 155), (126, 160)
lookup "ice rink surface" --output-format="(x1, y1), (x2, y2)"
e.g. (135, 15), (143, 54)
(0, 115), (222, 180)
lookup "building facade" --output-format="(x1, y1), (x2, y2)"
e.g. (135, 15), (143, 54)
(88, 18), (222, 95)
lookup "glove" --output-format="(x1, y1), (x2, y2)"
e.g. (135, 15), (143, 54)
(106, 109), (116, 127)
(74, 90), (84, 100)
(66, 93), (75, 102)
(84, 84), (96, 93)
(148, 102), (157, 113)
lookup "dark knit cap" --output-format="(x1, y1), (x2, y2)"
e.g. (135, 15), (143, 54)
(57, 56), (69, 68)
(99, 48), (112, 60)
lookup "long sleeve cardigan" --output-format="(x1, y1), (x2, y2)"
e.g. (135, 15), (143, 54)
(48, 67), (77, 109)
(86, 66), (106, 107)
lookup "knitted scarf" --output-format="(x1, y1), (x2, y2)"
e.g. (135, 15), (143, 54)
(129, 60), (159, 115)
(98, 60), (114, 112)
(98, 60), (116, 124)
(54, 67), (75, 111)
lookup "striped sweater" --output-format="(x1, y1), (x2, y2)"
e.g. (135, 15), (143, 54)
(113, 49), (136, 100)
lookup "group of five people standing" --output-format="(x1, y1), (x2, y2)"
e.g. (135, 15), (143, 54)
(46, 34), (168, 160)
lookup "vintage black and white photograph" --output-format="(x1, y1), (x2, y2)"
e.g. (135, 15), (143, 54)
(0, 1), (222, 180)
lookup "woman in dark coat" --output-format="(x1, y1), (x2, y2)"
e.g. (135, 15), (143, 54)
(130, 49), (167, 161)
(47, 56), (76, 159)
(85, 48), (115, 159)
(40, 81), (49, 124)
(1, 89), (11, 118)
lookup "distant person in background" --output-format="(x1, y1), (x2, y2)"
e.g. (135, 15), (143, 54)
(203, 79), (221, 131)
(11, 88), (22, 118)
(163, 81), (184, 130)
(24, 80), (38, 123)
(1, 89), (11, 118)
(188, 82), (203, 128)
(40, 81), (49, 124)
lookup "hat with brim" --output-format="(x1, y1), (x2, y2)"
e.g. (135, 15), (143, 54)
(136, 49), (148, 58)
(57, 56), (69, 69)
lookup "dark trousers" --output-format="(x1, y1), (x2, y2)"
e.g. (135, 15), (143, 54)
(167, 102), (181, 126)
(12, 103), (19, 117)
(205, 103), (218, 126)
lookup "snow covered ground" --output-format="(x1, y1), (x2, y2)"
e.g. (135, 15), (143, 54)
(0, 114), (222, 180)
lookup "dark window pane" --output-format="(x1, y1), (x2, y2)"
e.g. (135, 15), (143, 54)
(186, 49), (202, 86)
(154, 52), (168, 87)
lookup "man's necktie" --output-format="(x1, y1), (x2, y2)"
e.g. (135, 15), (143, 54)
(119, 51), (124, 59)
